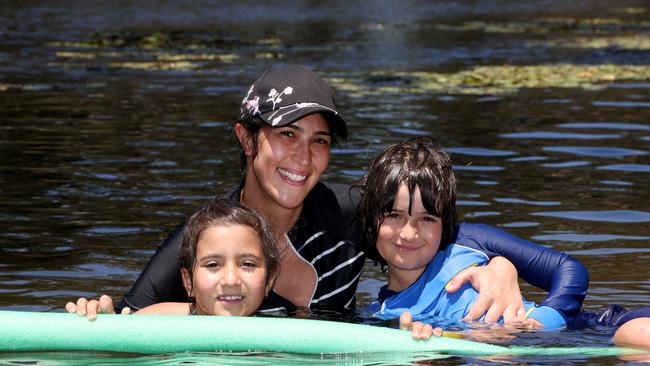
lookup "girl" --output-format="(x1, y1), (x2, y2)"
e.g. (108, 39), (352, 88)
(359, 137), (650, 349)
(135, 198), (279, 316)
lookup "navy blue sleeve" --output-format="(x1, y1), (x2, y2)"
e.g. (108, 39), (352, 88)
(114, 222), (188, 312)
(454, 223), (588, 321)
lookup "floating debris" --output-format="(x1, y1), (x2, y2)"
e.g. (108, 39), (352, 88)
(329, 64), (650, 96)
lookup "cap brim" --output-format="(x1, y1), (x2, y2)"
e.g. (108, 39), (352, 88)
(260, 105), (348, 139)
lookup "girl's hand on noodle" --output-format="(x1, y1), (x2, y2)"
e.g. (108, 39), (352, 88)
(65, 295), (130, 321)
(446, 256), (526, 324)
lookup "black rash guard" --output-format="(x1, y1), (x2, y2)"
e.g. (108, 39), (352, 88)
(116, 182), (589, 319)
(116, 181), (366, 313)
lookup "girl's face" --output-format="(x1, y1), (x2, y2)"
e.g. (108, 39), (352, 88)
(242, 113), (331, 211)
(182, 224), (269, 316)
(376, 184), (443, 286)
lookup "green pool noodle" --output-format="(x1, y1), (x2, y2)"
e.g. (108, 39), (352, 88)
(0, 310), (642, 357)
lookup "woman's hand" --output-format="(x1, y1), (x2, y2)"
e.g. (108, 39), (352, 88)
(446, 256), (526, 324)
(65, 295), (130, 321)
(399, 311), (443, 340)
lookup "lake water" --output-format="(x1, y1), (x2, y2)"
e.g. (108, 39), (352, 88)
(1, 1), (649, 364)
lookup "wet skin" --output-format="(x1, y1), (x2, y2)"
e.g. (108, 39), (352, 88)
(239, 113), (332, 215)
(182, 224), (269, 316)
(377, 184), (443, 292)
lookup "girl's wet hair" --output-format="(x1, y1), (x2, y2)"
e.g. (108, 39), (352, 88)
(178, 197), (279, 289)
(357, 137), (457, 266)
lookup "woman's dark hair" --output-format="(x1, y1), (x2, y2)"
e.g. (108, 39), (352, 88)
(178, 197), (279, 290)
(357, 137), (457, 266)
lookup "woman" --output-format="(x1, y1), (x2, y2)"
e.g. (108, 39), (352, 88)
(67, 65), (587, 322)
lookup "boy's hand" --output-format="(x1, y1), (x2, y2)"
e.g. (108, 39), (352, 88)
(446, 256), (526, 324)
(65, 295), (130, 321)
(399, 311), (443, 340)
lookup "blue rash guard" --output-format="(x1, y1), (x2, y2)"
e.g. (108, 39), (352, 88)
(369, 223), (589, 328)
(368, 243), (567, 329)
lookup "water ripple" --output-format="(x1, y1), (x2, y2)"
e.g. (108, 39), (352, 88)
(597, 164), (650, 173)
(453, 165), (505, 172)
(388, 127), (430, 136)
(558, 122), (650, 131)
(464, 211), (500, 218)
(599, 180), (633, 186)
(533, 233), (650, 242)
(543, 146), (647, 158)
(531, 210), (650, 223)
(500, 131), (619, 140)
(501, 221), (540, 228)
(508, 156), (548, 162)
(541, 160), (591, 168)
(592, 101), (650, 108)
(447, 147), (517, 157)
(457, 200), (490, 206)
(84, 227), (157, 236)
(494, 197), (561, 206)
(568, 248), (650, 256)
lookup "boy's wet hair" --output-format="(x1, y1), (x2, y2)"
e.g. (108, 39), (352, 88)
(178, 198), (279, 290)
(357, 137), (457, 266)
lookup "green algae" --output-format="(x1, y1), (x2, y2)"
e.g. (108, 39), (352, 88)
(433, 17), (650, 35)
(329, 64), (650, 97)
(530, 35), (650, 50)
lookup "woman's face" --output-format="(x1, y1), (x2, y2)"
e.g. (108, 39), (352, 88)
(182, 224), (268, 316)
(244, 113), (332, 211)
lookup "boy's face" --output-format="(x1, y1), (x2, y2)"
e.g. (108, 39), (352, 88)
(377, 184), (442, 291)
(182, 224), (268, 316)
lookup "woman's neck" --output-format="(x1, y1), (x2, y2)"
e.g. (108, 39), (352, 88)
(239, 183), (302, 234)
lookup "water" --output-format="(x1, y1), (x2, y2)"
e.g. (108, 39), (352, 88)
(1, 0), (649, 364)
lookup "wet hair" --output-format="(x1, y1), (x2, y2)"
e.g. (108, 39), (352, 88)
(233, 108), (339, 176)
(357, 137), (457, 266)
(178, 197), (279, 292)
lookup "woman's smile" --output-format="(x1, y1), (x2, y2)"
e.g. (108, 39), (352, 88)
(277, 167), (309, 184)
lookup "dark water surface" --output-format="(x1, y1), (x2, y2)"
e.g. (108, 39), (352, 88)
(1, 0), (649, 364)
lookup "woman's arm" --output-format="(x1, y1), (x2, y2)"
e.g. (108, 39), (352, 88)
(446, 256), (527, 323)
(450, 223), (588, 322)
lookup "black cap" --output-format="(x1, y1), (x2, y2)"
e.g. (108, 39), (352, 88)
(240, 65), (348, 139)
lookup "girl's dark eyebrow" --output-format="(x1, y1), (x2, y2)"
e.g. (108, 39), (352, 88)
(198, 254), (222, 262)
(238, 253), (262, 260)
(200, 253), (262, 259)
